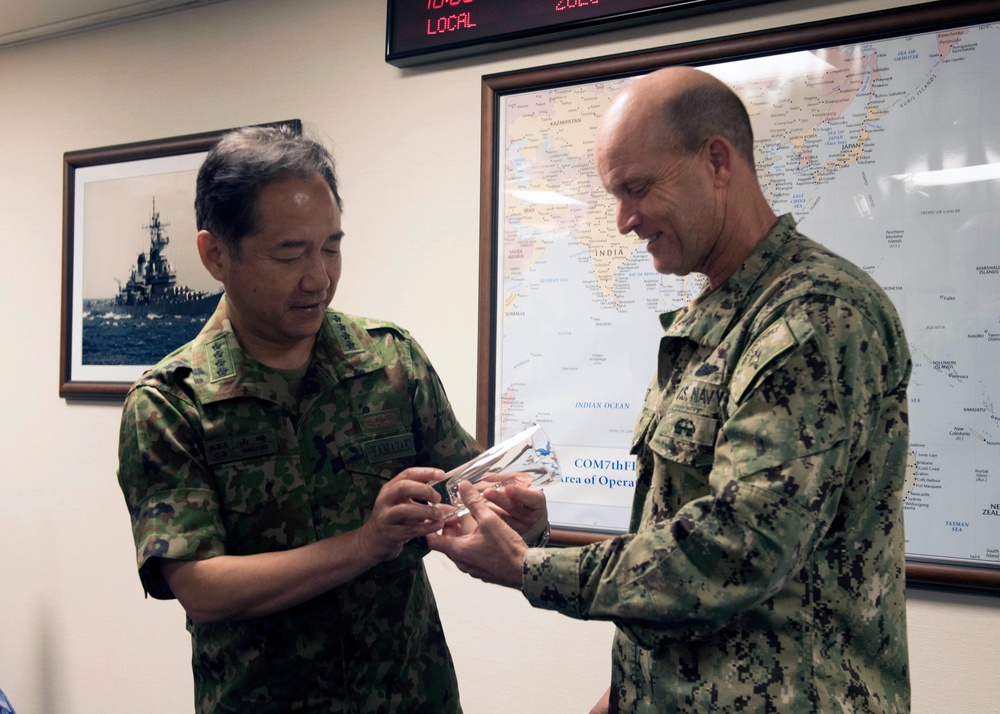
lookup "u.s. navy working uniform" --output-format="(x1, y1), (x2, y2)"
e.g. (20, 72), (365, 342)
(523, 215), (912, 713)
(118, 297), (479, 713)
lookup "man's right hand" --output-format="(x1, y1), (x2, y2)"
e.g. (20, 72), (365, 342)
(161, 466), (448, 624)
(359, 467), (448, 563)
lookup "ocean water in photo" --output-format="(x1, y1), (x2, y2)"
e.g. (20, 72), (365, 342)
(82, 308), (209, 365)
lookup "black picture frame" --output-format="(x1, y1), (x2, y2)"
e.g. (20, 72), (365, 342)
(59, 120), (302, 400)
(478, 0), (1000, 591)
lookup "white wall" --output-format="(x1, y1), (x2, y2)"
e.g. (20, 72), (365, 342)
(0, 0), (997, 711)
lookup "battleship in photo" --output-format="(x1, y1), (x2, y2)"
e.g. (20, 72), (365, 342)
(81, 199), (221, 366)
(105, 199), (220, 318)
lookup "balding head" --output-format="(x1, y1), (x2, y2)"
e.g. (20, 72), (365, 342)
(597, 66), (756, 172)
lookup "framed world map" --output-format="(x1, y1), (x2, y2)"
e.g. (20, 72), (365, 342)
(477, 0), (1000, 591)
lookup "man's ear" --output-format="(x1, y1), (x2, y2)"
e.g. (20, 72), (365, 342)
(705, 136), (735, 188)
(197, 230), (228, 282)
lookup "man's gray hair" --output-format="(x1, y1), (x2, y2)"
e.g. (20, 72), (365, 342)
(195, 125), (343, 252)
(662, 83), (757, 172)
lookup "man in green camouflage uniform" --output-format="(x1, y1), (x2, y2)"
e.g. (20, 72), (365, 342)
(429, 68), (912, 713)
(118, 126), (547, 712)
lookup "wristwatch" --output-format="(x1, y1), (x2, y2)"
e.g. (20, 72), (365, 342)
(526, 523), (551, 548)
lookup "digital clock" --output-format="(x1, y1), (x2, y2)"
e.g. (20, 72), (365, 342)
(386, 0), (772, 67)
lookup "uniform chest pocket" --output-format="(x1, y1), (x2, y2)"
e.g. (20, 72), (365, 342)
(213, 455), (304, 513)
(337, 432), (426, 577)
(648, 410), (719, 469)
(213, 455), (311, 553)
(335, 431), (419, 517)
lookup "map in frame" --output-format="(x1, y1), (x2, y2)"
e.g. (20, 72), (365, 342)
(491, 15), (1000, 571)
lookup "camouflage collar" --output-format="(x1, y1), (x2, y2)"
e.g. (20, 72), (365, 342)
(188, 296), (387, 405)
(312, 312), (389, 388)
(659, 214), (798, 348)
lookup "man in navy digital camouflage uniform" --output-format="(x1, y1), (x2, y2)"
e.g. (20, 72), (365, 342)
(117, 126), (547, 713)
(429, 67), (912, 713)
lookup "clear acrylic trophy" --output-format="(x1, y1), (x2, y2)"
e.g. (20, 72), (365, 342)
(431, 423), (561, 520)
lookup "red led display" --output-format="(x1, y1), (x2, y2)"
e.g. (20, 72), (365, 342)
(386, 0), (770, 66)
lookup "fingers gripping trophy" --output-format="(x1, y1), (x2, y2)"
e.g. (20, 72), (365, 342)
(430, 424), (561, 519)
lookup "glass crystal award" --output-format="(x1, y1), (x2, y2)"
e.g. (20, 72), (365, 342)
(431, 423), (561, 520)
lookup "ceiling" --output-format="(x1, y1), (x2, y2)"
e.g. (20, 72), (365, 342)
(0, 0), (225, 48)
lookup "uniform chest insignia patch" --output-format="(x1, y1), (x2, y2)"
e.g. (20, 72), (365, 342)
(362, 433), (417, 464)
(359, 409), (401, 435)
(730, 317), (797, 403)
(661, 411), (718, 447)
(205, 430), (278, 465)
(673, 379), (727, 418)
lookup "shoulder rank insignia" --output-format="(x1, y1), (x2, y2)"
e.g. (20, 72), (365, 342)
(330, 313), (365, 355)
(207, 334), (235, 383)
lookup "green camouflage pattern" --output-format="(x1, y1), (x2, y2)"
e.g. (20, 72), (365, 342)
(523, 215), (912, 713)
(118, 297), (480, 713)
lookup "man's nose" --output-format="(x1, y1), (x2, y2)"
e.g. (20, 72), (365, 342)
(301, 255), (331, 293)
(616, 199), (640, 236)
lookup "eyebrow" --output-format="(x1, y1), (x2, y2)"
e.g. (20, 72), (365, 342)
(275, 232), (344, 250)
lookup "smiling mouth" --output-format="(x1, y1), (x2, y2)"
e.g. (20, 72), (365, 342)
(290, 301), (325, 315)
(291, 292), (329, 311)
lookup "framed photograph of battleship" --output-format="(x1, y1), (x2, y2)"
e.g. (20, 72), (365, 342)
(59, 120), (301, 399)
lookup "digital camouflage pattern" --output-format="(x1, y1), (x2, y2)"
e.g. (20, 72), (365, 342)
(118, 297), (480, 713)
(523, 215), (912, 713)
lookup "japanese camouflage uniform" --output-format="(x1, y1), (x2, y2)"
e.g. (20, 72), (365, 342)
(118, 297), (480, 713)
(523, 215), (912, 713)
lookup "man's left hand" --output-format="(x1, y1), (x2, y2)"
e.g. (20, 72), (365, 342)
(427, 480), (528, 588)
(482, 480), (548, 544)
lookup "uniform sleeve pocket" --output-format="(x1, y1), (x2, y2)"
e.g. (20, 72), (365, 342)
(722, 313), (848, 474)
